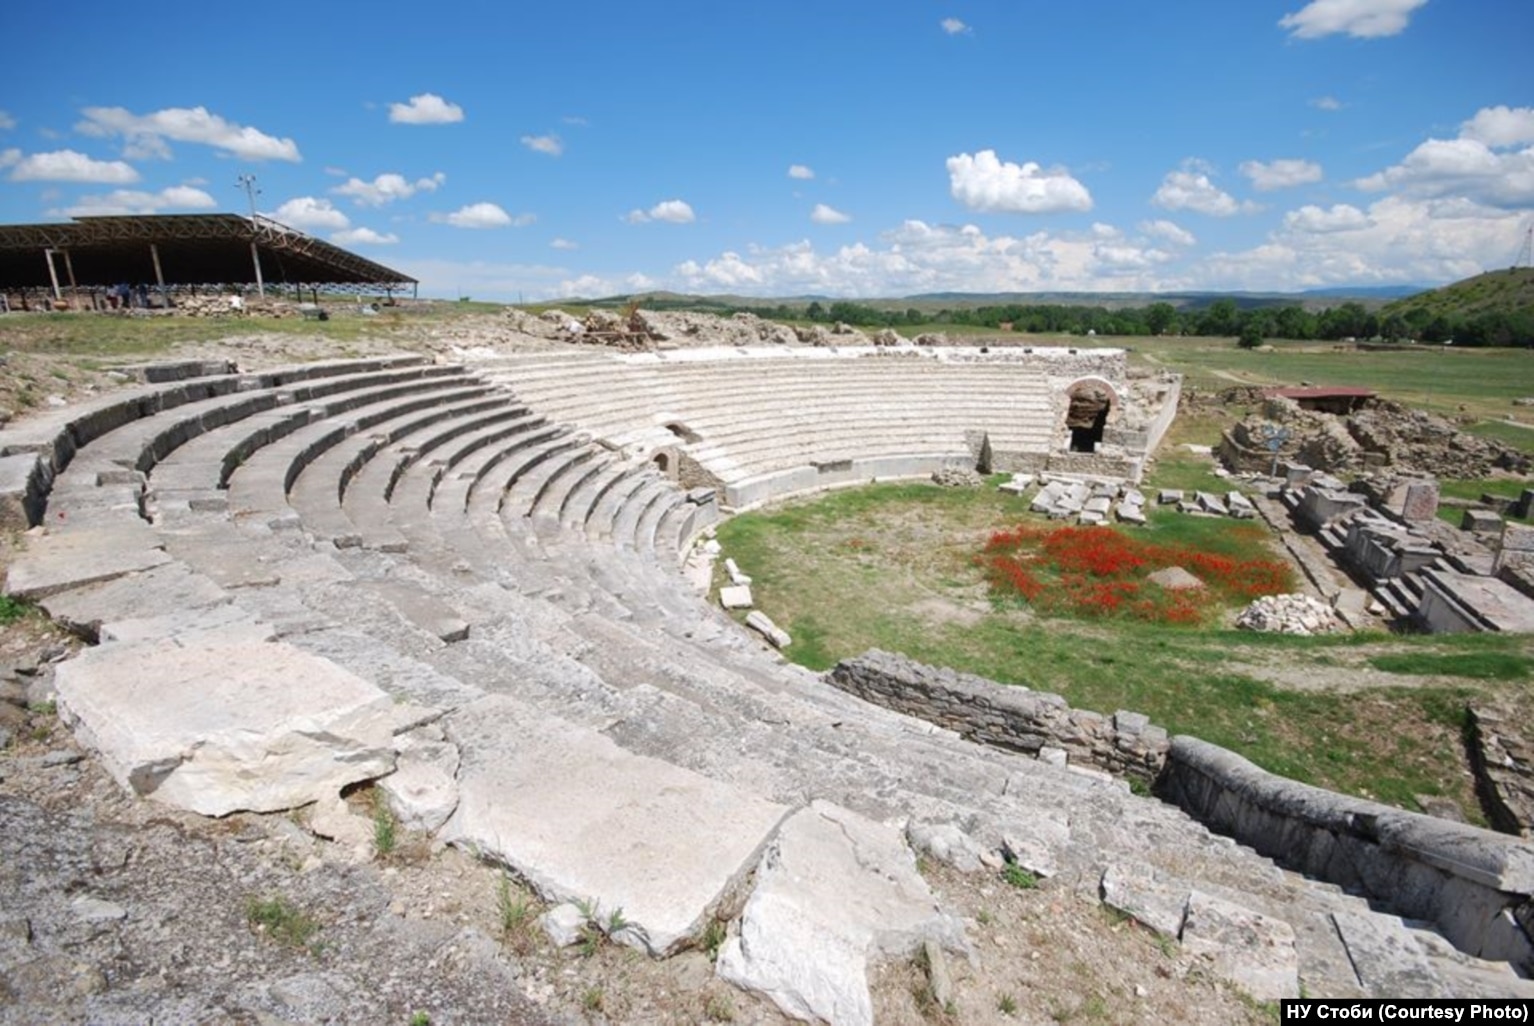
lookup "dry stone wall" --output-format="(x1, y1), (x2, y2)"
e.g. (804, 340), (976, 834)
(825, 651), (1169, 785)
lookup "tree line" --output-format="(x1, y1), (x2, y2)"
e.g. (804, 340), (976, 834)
(717, 298), (1534, 347)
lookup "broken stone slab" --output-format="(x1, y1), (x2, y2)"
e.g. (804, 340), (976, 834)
(997, 474), (1033, 495)
(308, 794), (375, 861)
(1196, 491), (1229, 516)
(54, 637), (397, 817)
(1077, 510), (1105, 525)
(1083, 496), (1113, 515)
(1331, 910), (1449, 998)
(906, 820), (985, 874)
(378, 724), (461, 834)
(1115, 502), (1147, 525)
(3, 525), (172, 600)
(717, 800), (966, 1026)
(1158, 489), (1183, 506)
(441, 694), (788, 957)
(541, 902), (589, 948)
(38, 562), (231, 642)
(745, 610), (791, 649)
(1180, 891), (1299, 1001)
(724, 558), (753, 586)
(1099, 863), (1189, 938)
(719, 584), (753, 610)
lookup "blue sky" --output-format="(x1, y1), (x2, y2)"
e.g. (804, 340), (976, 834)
(2, 0), (1531, 300)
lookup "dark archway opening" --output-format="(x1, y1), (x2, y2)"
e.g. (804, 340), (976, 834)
(653, 452), (672, 474)
(1066, 389), (1111, 453)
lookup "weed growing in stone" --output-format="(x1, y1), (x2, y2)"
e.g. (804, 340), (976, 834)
(496, 875), (538, 954)
(704, 992), (736, 1022)
(246, 895), (320, 952)
(0, 594), (32, 624)
(408, 1013), (430, 1026)
(372, 798), (397, 859)
(1002, 863), (1038, 890)
(699, 918), (727, 962)
(998, 992), (1019, 1016)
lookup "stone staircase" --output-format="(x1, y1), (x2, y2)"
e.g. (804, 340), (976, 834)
(3, 355), (1531, 1021)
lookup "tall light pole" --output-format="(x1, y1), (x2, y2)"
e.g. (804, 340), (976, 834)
(235, 174), (265, 297)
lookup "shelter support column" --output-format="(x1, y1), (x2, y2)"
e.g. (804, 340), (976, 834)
(61, 250), (79, 309)
(250, 242), (265, 297)
(43, 249), (62, 302)
(150, 243), (166, 302)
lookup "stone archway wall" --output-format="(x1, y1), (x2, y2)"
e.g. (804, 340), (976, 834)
(1059, 376), (1121, 454)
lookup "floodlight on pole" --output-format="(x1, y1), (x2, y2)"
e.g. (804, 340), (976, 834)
(235, 174), (265, 297)
(235, 174), (260, 222)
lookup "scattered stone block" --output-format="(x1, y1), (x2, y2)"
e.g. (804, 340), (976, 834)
(1462, 508), (1503, 535)
(1114, 502), (1147, 525)
(541, 903), (589, 948)
(1195, 491), (1229, 516)
(379, 725), (460, 834)
(745, 610), (791, 649)
(1147, 566), (1205, 591)
(906, 821), (985, 873)
(719, 585), (754, 610)
(997, 474), (1033, 496)
(1083, 496), (1113, 515)
(54, 637), (398, 816)
(724, 558), (753, 586)
(716, 800), (965, 1026)
(1158, 489), (1183, 506)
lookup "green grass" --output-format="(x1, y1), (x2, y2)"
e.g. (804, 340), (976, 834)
(1368, 651), (1531, 680)
(1434, 477), (1532, 527)
(0, 594), (31, 625)
(715, 479), (1531, 815)
(246, 895), (321, 952)
(1465, 419), (1534, 455)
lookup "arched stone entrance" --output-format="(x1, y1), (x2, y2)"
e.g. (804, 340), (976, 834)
(1062, 378), (1119, 454)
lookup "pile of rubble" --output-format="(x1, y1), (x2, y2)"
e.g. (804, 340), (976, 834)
(931, 466), (983, 488)
(1024, 475), (1147, 525)
(1221, 394), (1529, 479)
(1235, 594), (1341, 635)
(169, 294), (302, 319)
(1156, 488), (1257, 520)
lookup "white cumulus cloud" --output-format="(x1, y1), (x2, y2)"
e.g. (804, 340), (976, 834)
(788, 164), (815, 180)
(57, 185), (217, 217)
(1240, 158), (1324, 191)
(9, 149), (139, 183)
(1311, 96), (1343, 111)
(941, 17), (971, 35)
(333, 171), (445, 206)
(550, 238), (579, 250)
(1357, 131), (1534, 209)
(433, 202), (533, 229)
(0, 110), (14, 131)
(1139, 219), (1197, 247)
(388, 93), (465, 125)
(810, 203), (851, 225)
(624, 199), (696, 224)
(946, 150), (1092, 214)
(1279, 0), (1427, 39)
(76, 106), (300, 162)
(271, 196), (350, 231)
(521, 134), (563, 156)
(1460, 106), (1534, 149)
(332, 227), (399, 246)
(0, 148), (18, 169)
(1152, 165), (1258, 216)
(1283, 204), (1372, 233)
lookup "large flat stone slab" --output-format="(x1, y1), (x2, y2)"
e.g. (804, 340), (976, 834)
(1180, 890), (1299, 1002)
(441, 694), (788, 956)
(39, 562), (232, 640)
(717, 800), (966, 1026)
(3, 524), (172, 600)
(1331, 909), (1448, 998)
(54, 637), (397, 816)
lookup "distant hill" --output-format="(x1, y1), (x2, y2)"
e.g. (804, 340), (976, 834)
(1380, 267), (1534, 323)
(588, 286), (1426, 313)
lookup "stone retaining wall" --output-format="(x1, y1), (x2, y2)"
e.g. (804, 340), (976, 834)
(1469, 704), (1534, 839)
(1160, 736), (1533, 971)
(825, 651), (1169, 785)
(827, 651), (1534, 970)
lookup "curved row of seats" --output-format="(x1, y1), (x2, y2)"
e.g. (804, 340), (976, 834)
(2, 353), (1524, 1006)
(477, 348), (1063, 502)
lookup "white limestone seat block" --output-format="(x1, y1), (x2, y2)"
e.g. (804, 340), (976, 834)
(54, 637), (397, 817)
(3, 523), (172, 600)
(716, 799), (967, 1026)
(441, 694), (788, 956)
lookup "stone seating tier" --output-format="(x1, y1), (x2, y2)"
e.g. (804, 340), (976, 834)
(4, 355), (1530, 1018)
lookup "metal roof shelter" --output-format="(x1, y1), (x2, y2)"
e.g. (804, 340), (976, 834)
(0, 213), (416, 299)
